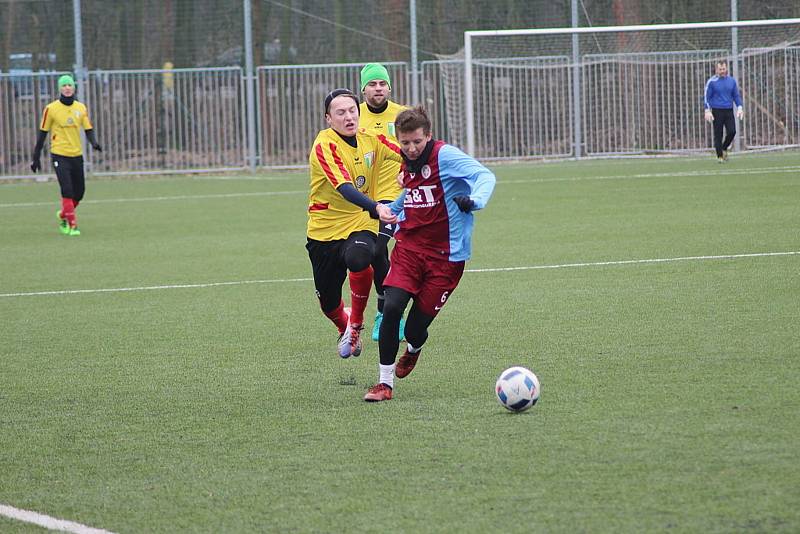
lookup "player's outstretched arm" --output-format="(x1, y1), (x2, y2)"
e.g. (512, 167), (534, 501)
(337, 183), (380, 219)
(375, 203), (397, 224)
(387, 189), (406, 216)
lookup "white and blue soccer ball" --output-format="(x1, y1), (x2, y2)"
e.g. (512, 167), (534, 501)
(495, 366), (540, 412)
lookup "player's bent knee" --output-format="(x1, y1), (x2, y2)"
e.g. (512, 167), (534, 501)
(382, 298), (404, 321)
(344, 246), (373, 273)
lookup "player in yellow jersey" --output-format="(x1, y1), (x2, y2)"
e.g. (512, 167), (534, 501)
(359, 63), (408, 341)
(31, 74), (102, 236)
(307, 88), (402, 358)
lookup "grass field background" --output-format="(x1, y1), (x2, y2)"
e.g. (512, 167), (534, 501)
(1, 153), (799, 532)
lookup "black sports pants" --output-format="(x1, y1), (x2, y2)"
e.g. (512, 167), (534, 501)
(711, 108), (736, 158)
(306, 230), (376, 313)
(378, 286), (434, 366)
(371, 200), (397, 312)
(52, 154), (86, 202)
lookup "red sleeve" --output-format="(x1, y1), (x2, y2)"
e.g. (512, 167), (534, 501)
(314, 142), (352, 187)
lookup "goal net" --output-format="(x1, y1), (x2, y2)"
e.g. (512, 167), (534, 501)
(445, 19), (800, 159)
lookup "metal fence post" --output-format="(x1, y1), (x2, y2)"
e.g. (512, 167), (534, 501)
(731, 0), (742, 152)
(572, 0), (582, 158)
(410, 0), (419, 105)
(244, 0), (258, 170)
(73, 0), (84, 78)
(73, 0), (89, 169)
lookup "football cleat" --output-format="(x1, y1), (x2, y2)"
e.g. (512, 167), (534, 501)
(57, 210), (69, 235)
(68, 226), (81, 236)
(372, 312), (407, 342)
(371, 311), (383, 341)
(363, 383), (393, 402)
(395, 348), (420, 378)
(722, 150), (729, 161)
(337, 322), (363, 358)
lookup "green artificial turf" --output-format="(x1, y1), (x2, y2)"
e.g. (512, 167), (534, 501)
(1, 152), (798, 532)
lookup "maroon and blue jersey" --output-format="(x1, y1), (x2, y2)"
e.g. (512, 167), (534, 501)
(388, 140), (496, 262)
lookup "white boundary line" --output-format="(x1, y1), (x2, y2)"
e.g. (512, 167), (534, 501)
(2, 163), (798, 209)
(0, 504), (116, 534)
(1, 251), (796, 299)
(0, 277), (312, 298)
(0, 190), (305, 209)
(500, 165), (800, 184)
(467, 251), (799, 273)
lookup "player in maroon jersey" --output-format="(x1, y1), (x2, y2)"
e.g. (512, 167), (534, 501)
(364, 106), (496, 402)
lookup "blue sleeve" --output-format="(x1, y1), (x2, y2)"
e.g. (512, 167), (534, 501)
(732, 79), (743, 108)
(704, 77), (713, 110)
(389, 190), (406, 216)
(438, 145), (496, 210)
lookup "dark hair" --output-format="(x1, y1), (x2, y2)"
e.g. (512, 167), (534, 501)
(395, 106), (431, 136)
(324, 88), (359, 115)
(716, 60), (728, 66)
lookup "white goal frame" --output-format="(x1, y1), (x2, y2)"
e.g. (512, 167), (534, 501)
(464, 18), (800, 158)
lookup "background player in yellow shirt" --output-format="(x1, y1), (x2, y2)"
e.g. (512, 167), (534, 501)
(359, 63), (407, 341)
(31, 74), (102, 236)
(307, 88), (401, 358)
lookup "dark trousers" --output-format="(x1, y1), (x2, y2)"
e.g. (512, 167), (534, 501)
(372, 200), (397, 312)
(306, 230), (376, 313)
(52, 154), (86, 202)
(378, 286), (434, 365)
(711, 108), (736, 158)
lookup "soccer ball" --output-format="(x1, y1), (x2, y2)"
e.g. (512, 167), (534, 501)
(495, 366), (540, 412)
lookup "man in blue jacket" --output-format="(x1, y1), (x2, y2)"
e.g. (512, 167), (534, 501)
(704, 60), (744, 162)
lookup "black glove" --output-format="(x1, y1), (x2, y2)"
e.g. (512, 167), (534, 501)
(85, 130), (102, 152)
(453, 195), (475, 213)
(31, 158), (41, 173)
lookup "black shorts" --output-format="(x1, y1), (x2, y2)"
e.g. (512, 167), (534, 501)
(306, 229), (376, 309)
(52, 154), (86, 202)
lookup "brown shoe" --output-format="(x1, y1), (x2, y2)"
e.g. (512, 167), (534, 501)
(364, 383), (393, 402)
(395, 349), (420, 378)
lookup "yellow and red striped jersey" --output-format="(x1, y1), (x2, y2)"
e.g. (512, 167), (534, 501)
(39, 99), (93, 157)
(359, 100), (406, 202)
(307, 128), (402, 241)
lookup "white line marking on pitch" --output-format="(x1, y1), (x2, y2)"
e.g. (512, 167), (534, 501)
(499, 165), (800, 184)
(0, 190), (305, 209)
(0, 277), (312, 298)
(466, 251), (799, 273)
(0, 504), (116, 534)
(1, 251), (796, 299)
(2, 164), (798, 209)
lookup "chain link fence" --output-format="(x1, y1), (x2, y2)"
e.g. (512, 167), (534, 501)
(2, 1), (800, 177)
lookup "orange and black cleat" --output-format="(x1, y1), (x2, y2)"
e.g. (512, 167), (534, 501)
(363, 383), (393, 402)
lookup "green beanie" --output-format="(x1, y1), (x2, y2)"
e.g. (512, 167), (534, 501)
(360, 63), (391, 91)
(58, 74), (75, 89)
